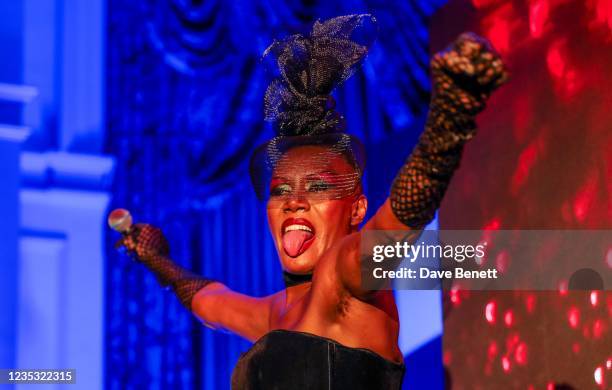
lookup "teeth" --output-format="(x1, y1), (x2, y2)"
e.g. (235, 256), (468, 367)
(285, 224), (313, 233)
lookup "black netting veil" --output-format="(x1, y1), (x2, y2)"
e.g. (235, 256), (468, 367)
(250, 133), (366, 201)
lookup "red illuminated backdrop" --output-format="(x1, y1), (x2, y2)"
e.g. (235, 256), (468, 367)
(433, 0), (612, 388)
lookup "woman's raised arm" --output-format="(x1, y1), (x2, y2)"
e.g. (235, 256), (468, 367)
(340, 33), (507, 299)
(364, 33), (507, 233)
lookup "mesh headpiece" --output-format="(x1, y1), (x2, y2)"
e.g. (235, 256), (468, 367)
(251, 14), (377, 202)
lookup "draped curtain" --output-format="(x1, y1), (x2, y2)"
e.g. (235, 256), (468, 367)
(105, 0), (446, 388)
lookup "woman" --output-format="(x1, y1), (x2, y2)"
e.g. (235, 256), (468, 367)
(111, 14), (507, 389)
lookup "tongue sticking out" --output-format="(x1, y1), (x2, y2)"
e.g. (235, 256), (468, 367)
(282, 230), (314, 257)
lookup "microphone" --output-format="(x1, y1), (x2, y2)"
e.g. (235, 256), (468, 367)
(108, 208), (133, 235)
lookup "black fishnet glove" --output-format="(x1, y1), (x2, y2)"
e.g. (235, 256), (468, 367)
(391, 33), (508, 228)
(116, 223), (214, 310)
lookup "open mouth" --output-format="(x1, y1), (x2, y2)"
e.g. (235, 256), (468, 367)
(281, 218), (316, 258)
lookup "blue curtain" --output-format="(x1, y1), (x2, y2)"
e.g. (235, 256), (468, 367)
(105, 0), (446, 388)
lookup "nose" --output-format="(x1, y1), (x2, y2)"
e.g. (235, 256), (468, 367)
(282, 194), (310, 213)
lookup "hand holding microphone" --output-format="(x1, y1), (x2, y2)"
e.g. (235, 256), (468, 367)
(108, 208), (170, 260)
(107, 208), (215, 310)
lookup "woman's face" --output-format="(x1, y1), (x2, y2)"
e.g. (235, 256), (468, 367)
(266, 145), (367, 275)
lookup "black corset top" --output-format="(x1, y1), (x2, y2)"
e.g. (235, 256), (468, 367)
(231, 329), (405, 389)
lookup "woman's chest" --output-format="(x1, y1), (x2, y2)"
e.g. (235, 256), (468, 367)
(269, 287), (318, 330)
(268, 279), (345, 331)
(267, 281), (378, 333)
(267, 287), (403, 363)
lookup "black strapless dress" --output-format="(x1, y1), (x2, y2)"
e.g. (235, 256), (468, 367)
(231, 330), (405, 389)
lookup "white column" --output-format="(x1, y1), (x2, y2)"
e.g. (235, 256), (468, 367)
(0, 125), (30, 369)
(59, 0), (105, 152)
(19, 152), (114, 390)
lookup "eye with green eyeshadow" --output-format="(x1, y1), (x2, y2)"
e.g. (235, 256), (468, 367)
(270, 182), (293, 197)
(306, 179), (336, 193)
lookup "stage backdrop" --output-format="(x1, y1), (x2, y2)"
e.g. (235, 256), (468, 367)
(433, 0), (612, 388)
(105, 1), (447, 389)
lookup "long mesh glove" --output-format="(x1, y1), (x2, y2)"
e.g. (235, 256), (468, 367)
(390, 33), (508, 228)
(117, 224), (215, 310)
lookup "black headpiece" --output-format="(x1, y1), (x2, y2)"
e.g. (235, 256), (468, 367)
(263, 14), (377, 136)
(250, 14), (377, 201)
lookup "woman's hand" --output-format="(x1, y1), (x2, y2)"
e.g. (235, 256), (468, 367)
(115, 223), (170, 261)
(431, 32), (508, 116)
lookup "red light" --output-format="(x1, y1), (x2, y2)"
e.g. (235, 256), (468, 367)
(488, 341), (498, 360)
(593, 319), (604, 339)
(591, 291), (599, 306)
(547, 43), (565, 79)
(472, 0), (498, 8)
(545, 39), (585, 100)
(444, 351), (452, 365)
(515, 342), (528, 365)
(487, 18), (510, 54)
(504, 310), (514, 327)
(525, 294), (536, 314)
(573, 174), (598, 223)
(483, 218), (501, 231)
(486, 301), (497, 324)
(511, 140), (541, 193)
(588, 0), (612, 34)
(568, 307), (580, 328)
(594, 365), (603, 385)
(529, 0), (549, 38)
(559, 280), (568, 296)
(450, 288), (461, 305)
(502, 356), (511, 373)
